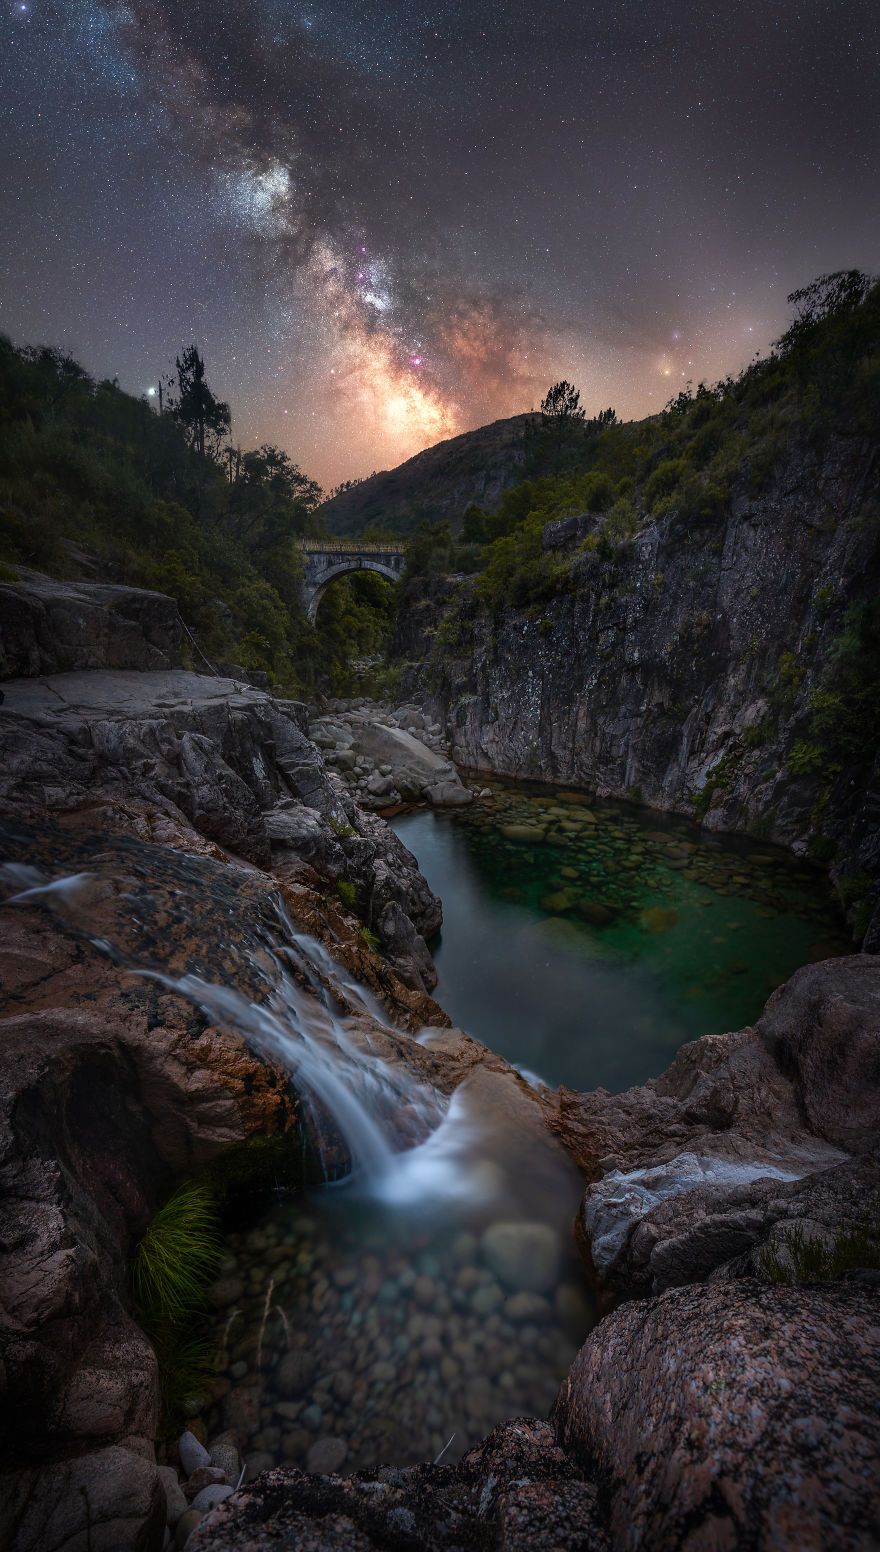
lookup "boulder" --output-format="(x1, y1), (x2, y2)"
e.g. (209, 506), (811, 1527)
(542, 955), (880, 1297)
(0, 573), (182, 678)
(423, 779), (473, 807)
(554, 1279), (880, 1552)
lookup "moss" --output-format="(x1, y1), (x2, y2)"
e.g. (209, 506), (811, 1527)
(758, 1202), (880, 1285)
(336, 876), (358, 909)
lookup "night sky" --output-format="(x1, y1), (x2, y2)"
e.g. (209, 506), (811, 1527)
(2, 1), (878, 488)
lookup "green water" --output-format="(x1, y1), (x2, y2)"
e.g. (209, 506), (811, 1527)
(393, 785), (850, 1094)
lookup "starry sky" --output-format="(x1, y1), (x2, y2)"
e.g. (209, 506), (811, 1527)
(2, 1), (878, 488)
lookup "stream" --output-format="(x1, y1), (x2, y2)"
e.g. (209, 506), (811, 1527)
(0, 787), (848, 1477)
(392, 782), (850, 1093)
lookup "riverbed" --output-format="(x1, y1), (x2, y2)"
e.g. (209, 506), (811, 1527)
(392, 782), (850, 1093)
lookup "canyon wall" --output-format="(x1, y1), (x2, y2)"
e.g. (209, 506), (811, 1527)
(398, 434), (880, 945)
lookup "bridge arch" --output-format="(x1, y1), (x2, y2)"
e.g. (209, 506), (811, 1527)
(300, 542), (406, 625)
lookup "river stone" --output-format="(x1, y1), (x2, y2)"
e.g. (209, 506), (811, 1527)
(178, 1431), (211, 1476)
(276, 1350), (317, 1396)
(301, 1403), (323, 1430)
(158, 1466), (188, 1527)
(424, 780), (473, 806)
(208, 1436), (241, 1483)
(306, 1437), (348, 1475)
(500, 824), (546, 842)
(482, 1221), (560, 1293)
(504, 1291), (554, 1323)
(190, 1483), (235, 1512)
(184, 1467), (227, 1500)
(208, 1275), (244, 1308)
(175, 1509), (205, 1549)
(575, 901), (616, 926)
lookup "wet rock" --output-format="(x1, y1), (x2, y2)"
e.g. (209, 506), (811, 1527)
(301, 1404), (323, 1431)
(306, 1437), (348, 1475)
(554, 1279), (880, 1551)
(482, 1221), (560, 1293)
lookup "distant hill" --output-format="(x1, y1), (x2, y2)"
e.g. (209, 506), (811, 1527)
(320, 413), (535, 536)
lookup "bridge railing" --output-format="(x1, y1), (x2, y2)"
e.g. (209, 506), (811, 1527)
(298, 539), (404, 555)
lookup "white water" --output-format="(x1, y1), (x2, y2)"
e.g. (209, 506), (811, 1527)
(1, 861), (492, 1208)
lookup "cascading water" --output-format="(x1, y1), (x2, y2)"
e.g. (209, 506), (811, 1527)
(0, 821), (594, 1470)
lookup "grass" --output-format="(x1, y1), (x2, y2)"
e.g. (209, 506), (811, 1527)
(131, 1182), (222, 1323)
(130, 1181), (222, 1434)
(758, 1199), (880, 1284)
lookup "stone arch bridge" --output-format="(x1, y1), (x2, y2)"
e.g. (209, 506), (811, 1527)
(299, 540), (406, 624)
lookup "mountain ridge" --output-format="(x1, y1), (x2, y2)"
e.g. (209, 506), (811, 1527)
(319, 412), (534, 536)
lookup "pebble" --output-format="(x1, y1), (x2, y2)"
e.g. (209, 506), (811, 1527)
(189, 1483), (234, 1512)
(178, 1431), (211, 1477)
(306, 1436), (348, 1474)
(184, 1467), (226, 1501)
(208, 1436), (241, 1482)
(282, 1428), (312, 1460)
(482, 1221), (560, 1294)
(301, 1403), (323, 1430)
(174, 1509), (204, 1549)
(157, 1466), (187, 1528)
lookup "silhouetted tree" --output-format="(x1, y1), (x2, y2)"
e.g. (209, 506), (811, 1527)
(171, 346), (230, 460)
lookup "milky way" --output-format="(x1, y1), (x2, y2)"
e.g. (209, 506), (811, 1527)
(2, 0), (878, 486)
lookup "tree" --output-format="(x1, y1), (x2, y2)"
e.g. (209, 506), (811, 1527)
(461, 502), (487, 543)
(539, 380), (586, 423)
(170, 346), (231, 461)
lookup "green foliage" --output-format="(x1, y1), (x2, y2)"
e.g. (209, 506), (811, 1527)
(742, 719), (771, 748)
(359, 925), (382, 951)
(130, 1183), (221, 1326)
(758, 1201), (880, 1285)
(0, 334), (393, 697)
(336, 876), (358, 908)
(130, 1182), (222, 1432)
(786, 740), (823, 776)
(807, 598), (880, 762)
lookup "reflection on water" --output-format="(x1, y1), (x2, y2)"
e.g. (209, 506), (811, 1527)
(393, 784), (850, 1094)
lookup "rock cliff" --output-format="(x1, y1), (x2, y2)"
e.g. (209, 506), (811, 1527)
(398, 433), (880, 945)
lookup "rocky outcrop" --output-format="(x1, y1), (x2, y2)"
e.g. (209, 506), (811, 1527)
(0, 573), (182, 678)
(399, 435), (880, 942)
(187, 1277), (880, 1551)
(309, 697), (473, 810)
(553, 1279), (880, 1552)
(0, 665), (442, 991)
(542, 954), (880, 1299)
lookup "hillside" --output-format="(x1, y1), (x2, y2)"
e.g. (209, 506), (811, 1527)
(320, 413), (533, 536)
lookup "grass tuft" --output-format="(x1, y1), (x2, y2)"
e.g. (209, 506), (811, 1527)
(131, 1182), (222, 1324)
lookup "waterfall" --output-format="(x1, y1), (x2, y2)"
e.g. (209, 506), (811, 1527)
(1, 858), (483, 1204)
